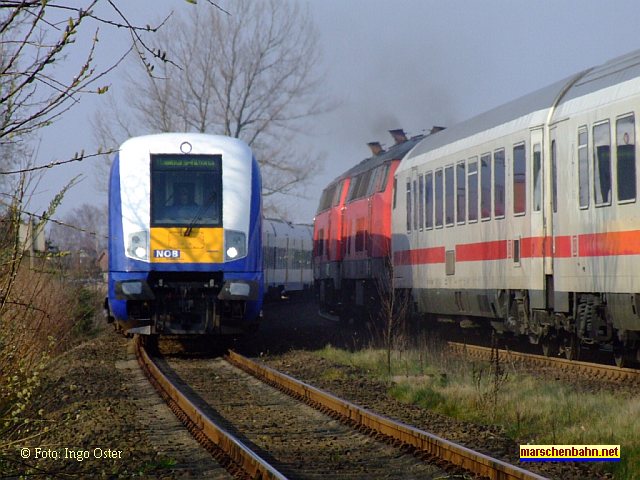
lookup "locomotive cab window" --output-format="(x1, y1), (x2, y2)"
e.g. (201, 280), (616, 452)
(150, 154), (222, 227)
(617, 114), (636, 203)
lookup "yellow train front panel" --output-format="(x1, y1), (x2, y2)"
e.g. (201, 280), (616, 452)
(150, 227), (224, 263)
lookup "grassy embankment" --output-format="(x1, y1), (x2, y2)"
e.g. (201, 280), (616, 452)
(315, 340), (639, 478)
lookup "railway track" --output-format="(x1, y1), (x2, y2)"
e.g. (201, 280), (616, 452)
(135, 336), (547, 480)
(448, 342), (640, 383)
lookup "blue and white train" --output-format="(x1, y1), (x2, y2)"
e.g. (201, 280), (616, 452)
(262, 218), (313, 299)
(105, 133), (263, 337)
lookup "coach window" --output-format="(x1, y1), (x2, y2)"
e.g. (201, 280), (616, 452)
(578, 127), (589, 208)
(532, 144), (542, 212)
(418, 174), (425, 230)
(480, 153), (491, 220)
(435, 169), (444, 228)
(456, 161), (466, 224)
(551, 140), (558, 213)
(468, 158), (478, 222)
(445, 165), (454, 226)
(425, 171), (434, 229)
(617, 114), (636, 203)
(413, 178), (419, 231)
(513, 143), (526, 216)
(406, 180), (412, 232)
(494, 149), (505, 218)
(593, 121), (612, 206)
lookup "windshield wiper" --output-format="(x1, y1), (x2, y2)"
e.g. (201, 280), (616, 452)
(184, 193), (216, 237)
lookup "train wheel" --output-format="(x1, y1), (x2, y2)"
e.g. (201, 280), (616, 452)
(541, 335), (558, 357)
(143, 334), (159, 354)
(562, 334), (579, 361)
(613, 342), (626, 368)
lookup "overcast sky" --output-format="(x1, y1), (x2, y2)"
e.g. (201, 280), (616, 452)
(31, 0), (640, 226)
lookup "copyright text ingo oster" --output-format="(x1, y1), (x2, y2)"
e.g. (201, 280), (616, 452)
(20, 447), (123, 462)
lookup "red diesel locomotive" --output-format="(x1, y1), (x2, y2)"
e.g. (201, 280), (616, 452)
(314, 129), (439, 321)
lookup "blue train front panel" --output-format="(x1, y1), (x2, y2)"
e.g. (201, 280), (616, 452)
(107, 133), (263, 335)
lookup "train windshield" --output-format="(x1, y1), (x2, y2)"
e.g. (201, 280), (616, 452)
(150, 154), (222, 227)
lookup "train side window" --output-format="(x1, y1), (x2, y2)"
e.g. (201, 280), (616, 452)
(445, 165), (454, 226)
(468, 158), (478, 222)
(406, 180), (412, 232)
(578, 127), (589, 208)
(356, 169), (373, 199)
(593, 121), (612, 206)
(418, 174), (425, 230)
(513, 143), (526, 216)
(425, 171), (434, 229)
(378, 163), (391, 192)
(413, 178), (418, 231)
(347, 174), (360, 202)
(532, 143), (542, 212)
(435, 169), (444, 228)
(366, 166), (381, 196)
(494, 149), (505, 218)
(393, 177), (397, 209)
(617, 114), (636, 203)
(456, 161), (466, 224)
(480, 153), (491, 220)
(332, 180), (344, 206)
(551, 139), (557, 213)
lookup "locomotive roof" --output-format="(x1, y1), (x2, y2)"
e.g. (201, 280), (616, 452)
(326, 134), (425, 188)
(404, 48), (640, 166)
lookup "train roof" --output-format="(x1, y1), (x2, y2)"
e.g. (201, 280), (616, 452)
(402, 48), (640, 170)
(324, 133), (426, 189)
(263, 217), (313, 237)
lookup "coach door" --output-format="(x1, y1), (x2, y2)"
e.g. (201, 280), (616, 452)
(529, 127), (547, 308)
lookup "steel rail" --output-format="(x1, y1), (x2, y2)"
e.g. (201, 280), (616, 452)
(135, 337), (287, 480)
(227, 350), (547, 480)
(448, 342), (640, 382)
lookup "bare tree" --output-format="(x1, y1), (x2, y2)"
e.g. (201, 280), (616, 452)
(48, 203), (107, 256)
(0, 1), (179, 149)
(93, 0), (329, 216)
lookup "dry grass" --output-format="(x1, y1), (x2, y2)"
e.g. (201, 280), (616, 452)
(1, 260), (103, 461)
(316, 341), (639, 478)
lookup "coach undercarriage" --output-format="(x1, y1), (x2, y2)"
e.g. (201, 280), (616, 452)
(413, 287), (640, 367)
(113, 272), (257, 337)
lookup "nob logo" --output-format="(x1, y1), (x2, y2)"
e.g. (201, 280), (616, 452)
(154, 249), (181, 258)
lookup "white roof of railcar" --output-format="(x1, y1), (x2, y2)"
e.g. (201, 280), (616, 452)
(400, 49), (640, 174)
(263, 218), (312, 239)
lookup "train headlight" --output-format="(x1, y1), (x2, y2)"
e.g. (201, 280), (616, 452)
(225, 230), (246, 261)
(127, 231), (148, 261)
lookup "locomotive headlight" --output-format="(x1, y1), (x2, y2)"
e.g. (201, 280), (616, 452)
(127, 231), (148, 261)
(224, 230), (246, 261)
